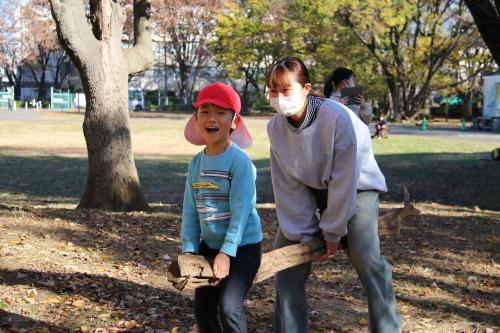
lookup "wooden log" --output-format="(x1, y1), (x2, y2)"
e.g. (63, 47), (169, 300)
(167, 186), (420, 291)
(167, 255), (221, 291)
(254, 239), (325, 283)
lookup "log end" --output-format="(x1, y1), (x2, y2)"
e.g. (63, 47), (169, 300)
(167, 256), (221, 291)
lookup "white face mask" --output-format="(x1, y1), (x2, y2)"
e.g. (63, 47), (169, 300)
(270, 94), (305, 117)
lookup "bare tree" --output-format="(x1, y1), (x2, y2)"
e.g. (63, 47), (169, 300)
(49, 0), (154, 211)
(48, 50), (73, 89)
(18, 0), (61, 100)
(0, 0), (23, 96)
(465, 0), (500, 66)
(151, 0), (221, 104)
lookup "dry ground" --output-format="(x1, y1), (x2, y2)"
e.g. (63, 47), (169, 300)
(0, 111), (499, 333)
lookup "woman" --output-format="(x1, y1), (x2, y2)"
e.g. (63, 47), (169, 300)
(323, 67), (373, 125)
(266, 57), (402, 333)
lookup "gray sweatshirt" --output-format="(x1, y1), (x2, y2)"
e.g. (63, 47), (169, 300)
(267, 99), (358, 243)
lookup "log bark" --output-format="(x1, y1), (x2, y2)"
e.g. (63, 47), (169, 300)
(167, 186), (421, 291)
(49, 0), (153, 211)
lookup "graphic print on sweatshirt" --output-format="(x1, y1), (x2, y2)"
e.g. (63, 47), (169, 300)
(193, 170), (232, 223)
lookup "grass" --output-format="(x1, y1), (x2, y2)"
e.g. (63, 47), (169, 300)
(0, 111), (498, 210)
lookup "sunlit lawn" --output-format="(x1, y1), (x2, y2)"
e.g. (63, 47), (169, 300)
(0, 111), (498, 210)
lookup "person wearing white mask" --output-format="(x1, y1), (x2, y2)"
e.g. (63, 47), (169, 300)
(323, 67), (373, 125)
(266, 57), (402, 333)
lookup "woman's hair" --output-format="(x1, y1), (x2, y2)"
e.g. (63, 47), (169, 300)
(265, 56), (310, 89)
(323, 67), (354, 98)
(265, 56), (323, 97)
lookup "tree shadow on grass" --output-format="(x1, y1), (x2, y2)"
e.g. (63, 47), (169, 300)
(397, 293), (500, 327)
(0, 153), (274, 206)
(393, 271), (500, 326)
(0, 150), (499, 209)
(377, 152), (500, 211)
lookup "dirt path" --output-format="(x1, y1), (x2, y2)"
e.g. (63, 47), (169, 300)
(1, 203), (499, 333)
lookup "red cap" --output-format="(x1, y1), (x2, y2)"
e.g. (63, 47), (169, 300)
(193, 82), (241, 114)
(184, 83), (252, 148)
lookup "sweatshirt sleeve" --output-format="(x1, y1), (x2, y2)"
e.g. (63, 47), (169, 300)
(181, 162), (201, 254)
(219, 155), (256, 257)
(319, 111), (358, 243)
(359, 102), (373, 125)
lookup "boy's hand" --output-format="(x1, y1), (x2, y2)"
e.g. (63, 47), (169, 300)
(213, 252), (230, 279)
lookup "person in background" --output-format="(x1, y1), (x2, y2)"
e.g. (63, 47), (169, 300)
(373, 114), (389, 139)
(323, 67), (373, 125)
(7, 96), (14, 112)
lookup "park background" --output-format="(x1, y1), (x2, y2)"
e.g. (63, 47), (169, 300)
(1, 1), (500, 333)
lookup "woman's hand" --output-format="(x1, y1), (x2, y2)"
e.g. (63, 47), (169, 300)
(213, 252), (230, 278)
(355, 94), (366, 108)
(318, 240), (342, 261)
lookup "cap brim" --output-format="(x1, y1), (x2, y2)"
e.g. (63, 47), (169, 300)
(184, 114), (253, 149)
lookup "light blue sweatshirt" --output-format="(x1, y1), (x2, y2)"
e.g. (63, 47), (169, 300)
(181, 143), (263, 257)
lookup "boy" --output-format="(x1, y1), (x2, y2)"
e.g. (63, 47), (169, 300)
(181, 82), (263, 332)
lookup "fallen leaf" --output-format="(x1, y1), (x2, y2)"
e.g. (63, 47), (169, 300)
(46, 297), (61, 303)
(26, 288), (38, 298)
(358, 319), (369, 326)
(72, 299), (86, 308)
(99, 313), (112, 319)
(125, 320), (138, 329)
(94, 328), (108, 333)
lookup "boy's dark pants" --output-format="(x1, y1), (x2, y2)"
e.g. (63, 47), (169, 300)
(194, 241), (262, 333)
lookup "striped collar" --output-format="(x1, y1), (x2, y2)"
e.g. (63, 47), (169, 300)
(286, 95), (325, 131)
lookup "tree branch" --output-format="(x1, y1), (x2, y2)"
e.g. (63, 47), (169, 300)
(123, 0), (154, 75)
(48, 0), (98, 66)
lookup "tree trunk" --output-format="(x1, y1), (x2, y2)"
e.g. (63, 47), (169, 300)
(163, 44), (168, 108)
(38, 69), (47, 101)
(49, 0), (154, 212)
(464, 92), (473, 121)
(387, 77), (401, 122)
(465, 0), (500, 67)
(14, 71), (21, 100)
(78, 49), (147, 211)
(178, 64), (189, 104)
